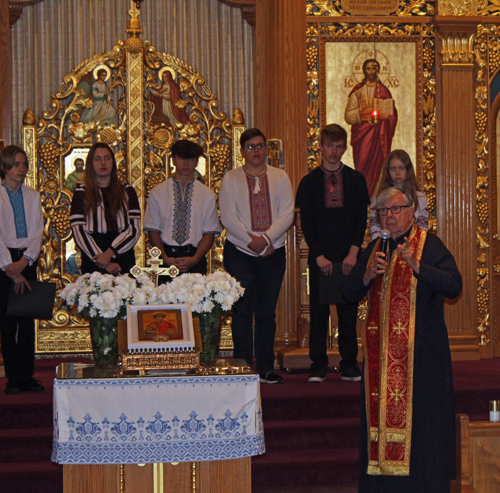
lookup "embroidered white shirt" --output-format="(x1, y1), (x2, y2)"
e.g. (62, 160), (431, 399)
(144, 178), (221, 246)
(0, 183), (43, 269)
(219, 165), (295, 256)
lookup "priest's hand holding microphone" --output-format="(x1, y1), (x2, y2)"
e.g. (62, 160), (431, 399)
(363, 230), (419, 286)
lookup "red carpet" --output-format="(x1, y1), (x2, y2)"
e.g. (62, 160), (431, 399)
(252, 359), (500, 488)
(0, 357), (499, 492)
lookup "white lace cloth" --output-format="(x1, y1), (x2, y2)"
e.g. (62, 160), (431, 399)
(51, 373), (265, 464)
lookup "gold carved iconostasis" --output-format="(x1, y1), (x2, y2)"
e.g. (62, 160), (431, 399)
(302, 0), (500, 360)
(23, 6), (247, 356)
(11, 0), (500, 360)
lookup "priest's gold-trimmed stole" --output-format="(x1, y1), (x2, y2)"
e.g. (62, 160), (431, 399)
(363, 224), (426, 476)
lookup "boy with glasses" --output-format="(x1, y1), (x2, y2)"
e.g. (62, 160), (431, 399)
(219, 128), (294, 383)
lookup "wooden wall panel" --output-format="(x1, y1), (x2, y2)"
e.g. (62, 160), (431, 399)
(64, 464), (121, 493)
(162, 462), (193, 492)
(124, 464), (154, 493)
(451, 414), (500, 493)
(435, 24), (479, 359)
(198, 458), (251, 493)
(255, 0), (308, 348)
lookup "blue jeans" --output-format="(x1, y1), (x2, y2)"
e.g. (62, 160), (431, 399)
(223, 240), (286, 374)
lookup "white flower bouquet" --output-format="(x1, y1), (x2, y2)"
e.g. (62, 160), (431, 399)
(60, 272), (157, 319)
(155, 271), (244, 314)
(60, 272), (157, 367)
(155, 271), (244, 365)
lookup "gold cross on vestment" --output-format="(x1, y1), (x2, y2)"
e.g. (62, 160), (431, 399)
(392, 321), (406, 335)
(367, 324), (378, 334)
(129, 247), (179, 287)
(390, 387), (404, 403)
(371, 388), (379, 400)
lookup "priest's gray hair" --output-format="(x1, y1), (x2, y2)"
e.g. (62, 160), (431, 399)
(376, 187), (412, 209)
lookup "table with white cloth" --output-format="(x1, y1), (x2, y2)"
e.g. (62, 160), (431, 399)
(51, 362), (265, 493)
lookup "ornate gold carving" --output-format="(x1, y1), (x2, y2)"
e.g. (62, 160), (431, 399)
(307, 0), (345, 16)
(343, 0), (399, 16)
(231, 110), (246, 169)
(306, 0), (434, 16)
(22, 123), (37, 190)
(477, 0), (500, 16)
(118, 350), (201, 375)
(23, 108), (36, 126)
(357, 298), (368, 321)
(397, 0), (435, 15)
(477, 312), (490, 347)
(439, 0), (475, 16)
(474, 24), (492, 346)
(25, 8), (241, 355)
(125, 37), (143, 53)
(440, 32), (475, 65)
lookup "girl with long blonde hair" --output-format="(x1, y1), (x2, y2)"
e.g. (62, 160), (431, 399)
(370, 149), (429, 239)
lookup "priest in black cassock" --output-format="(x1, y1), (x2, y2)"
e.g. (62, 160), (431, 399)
(342, 187), (462, 493)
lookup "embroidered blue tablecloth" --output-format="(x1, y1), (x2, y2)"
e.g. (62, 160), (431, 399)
(51, 371), (265, 465)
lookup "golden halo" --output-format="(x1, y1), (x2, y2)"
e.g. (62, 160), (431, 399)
(93, 65), (111, 81)
(158, 67), (177, 82)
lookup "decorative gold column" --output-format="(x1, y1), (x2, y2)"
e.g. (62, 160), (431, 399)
(435, 19), (479, 358)
(0, 0), (10, 142)
(22, 109), (37, 189)
(125, 4), (145, 266)
(255, 0), (308, 348)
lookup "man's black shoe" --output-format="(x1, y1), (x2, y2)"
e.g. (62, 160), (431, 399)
(308, 368), (327, 383)
(20, 377), (45, 393)
(5, 379), (22, 395)
(341, 366), (362, 382)
(259, 371), (284, 384)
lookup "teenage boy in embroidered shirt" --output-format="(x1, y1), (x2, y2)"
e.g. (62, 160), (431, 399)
(219, 128), (294, 384)
(0, 145), (44, 395)
(144, 140), (221, 283)
(296, 124), (370, 383)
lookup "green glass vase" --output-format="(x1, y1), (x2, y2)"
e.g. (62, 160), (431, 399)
(196, 307), (223, 367)
(89, 316), (119, 368)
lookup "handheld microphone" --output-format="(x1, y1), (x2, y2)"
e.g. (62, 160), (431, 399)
(379, 229), (390, 260)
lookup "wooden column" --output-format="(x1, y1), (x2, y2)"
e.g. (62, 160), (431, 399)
(255, 0), (308, 348)
(0, 0), (11, 142)
(435, 18), (479, 359)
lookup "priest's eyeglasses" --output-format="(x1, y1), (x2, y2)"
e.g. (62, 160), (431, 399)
(243, 143), (266, 151)
(377, 205), (410, 216)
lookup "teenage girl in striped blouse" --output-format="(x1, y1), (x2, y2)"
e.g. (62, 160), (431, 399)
(70, 142), (141, 275)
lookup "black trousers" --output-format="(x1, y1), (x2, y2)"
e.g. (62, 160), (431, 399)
(158, 243), (207, 285)
(0, 249), (38, 381)
(223, 240), (286, 374)
(308, 261), (359, 372)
